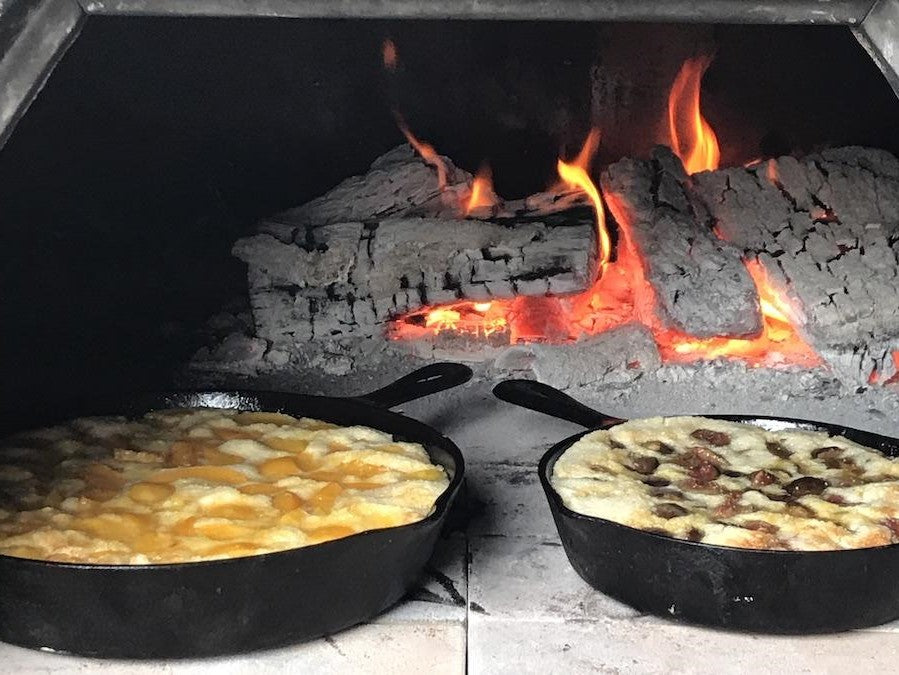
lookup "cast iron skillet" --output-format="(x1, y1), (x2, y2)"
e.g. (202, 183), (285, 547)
(0, 363), (471, 658)
(493, 378), (899, 633)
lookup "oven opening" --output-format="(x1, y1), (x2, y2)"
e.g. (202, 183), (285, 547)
(2, 17), (899, 411)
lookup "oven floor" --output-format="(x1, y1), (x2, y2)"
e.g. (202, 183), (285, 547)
(4, 383), (899, 672)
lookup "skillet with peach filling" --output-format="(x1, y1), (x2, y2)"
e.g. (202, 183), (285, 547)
(0, 408), (449, 564)
(551, 416), (899, 550)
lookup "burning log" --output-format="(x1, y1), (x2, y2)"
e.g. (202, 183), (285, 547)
(601, 146), (764, 339)
(233, 145), (597, 345)
(692, 147), (899, 382)
(257, 145), (470, 245)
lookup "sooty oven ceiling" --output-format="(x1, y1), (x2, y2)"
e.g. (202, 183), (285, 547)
(1, 7), (898, 415)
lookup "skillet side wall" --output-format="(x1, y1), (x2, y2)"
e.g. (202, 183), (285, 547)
(540, 430), (899, 633)
(0, 522), (443, 658)
(0, 391), (464, 657)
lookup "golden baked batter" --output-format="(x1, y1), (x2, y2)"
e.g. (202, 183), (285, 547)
(0, 409), (449, 564)
(551, 416), (899, 550)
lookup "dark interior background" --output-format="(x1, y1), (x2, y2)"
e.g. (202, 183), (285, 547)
(1, 17), (897, 409)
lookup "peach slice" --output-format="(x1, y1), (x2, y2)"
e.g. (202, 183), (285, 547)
(271, 491), (304, 512)
(239, 482), (282, 496)
(309, 482), (343, 513)
(191, 520), (258, 541)
(403, 467), (446, 481)
(72, 512), (155, 543)
(304, 525), (356, 544)
(202, 446), (243, 466)
(211, 427), (258, 441)
(264, 437), (310, 455)
(200, 503), (261, 521)
(150, 466), (248, 485)
(258, 456), (302, 479)
(204, 542), (263, 557)
(233, 411), (298, 426)
(128, 482), (175, 504)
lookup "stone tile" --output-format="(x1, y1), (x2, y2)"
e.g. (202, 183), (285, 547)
(468, 535), (638, 621)
(468, 616), (899, 675)
(402, 384), (584, 464)
(0, 621), (465, 675)
(376, 533), (467, 624)
(465, 462), (557, 539)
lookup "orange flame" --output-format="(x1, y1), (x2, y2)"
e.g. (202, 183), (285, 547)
(872, 351), (899, 386)
(557, 129), (611, 267)
(392, 110), (448, 190)
(765, 158), (780, 185)
(397, 129), (617, 342)
(603, 194), (820, 367)
(668, 56), (720, 175)
(382, 39), (448, 189)
(419, 301), (507, 338)
(382, 39), (398, 71)
(890, 351), (899, 385)
(465, 165), (498, 215)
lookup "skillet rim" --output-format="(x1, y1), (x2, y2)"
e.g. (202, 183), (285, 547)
(538, 415), (899, 556)
(0, 389), (465, 570)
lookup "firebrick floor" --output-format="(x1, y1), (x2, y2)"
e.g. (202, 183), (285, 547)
(4, 386), (899, 673)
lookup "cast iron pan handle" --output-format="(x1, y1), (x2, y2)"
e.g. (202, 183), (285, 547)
(356, 363), (473, 409)
(492, 379), (625, 429)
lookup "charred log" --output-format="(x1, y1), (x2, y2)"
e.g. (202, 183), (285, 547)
(234, 217), (595, 346)
(602, 146), (764, 339)
(692, 147), (899, 381)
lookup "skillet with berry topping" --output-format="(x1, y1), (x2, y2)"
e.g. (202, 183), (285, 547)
(552, 416), (899, 550)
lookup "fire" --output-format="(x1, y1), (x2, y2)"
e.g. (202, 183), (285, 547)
(382, 39), (398, 71)
(383, 40), (449, 189)
(417, 302), (507, 338)
(465, 165), (498, 215)
(396, 129), (611, 341)
(765, 158), (780, 185)
(654, 260), (821, 367)
(870, 351), (899, 386)
(890, 352), (899, 385)
(602, 194), (821, 368)
(392, 110), (448, 190)
(557, 129), (610, 266)
(667, 56), (720, 174)
(389, 57), (823, 373)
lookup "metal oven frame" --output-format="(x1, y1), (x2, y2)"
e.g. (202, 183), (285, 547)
(0, 0), (897, 150)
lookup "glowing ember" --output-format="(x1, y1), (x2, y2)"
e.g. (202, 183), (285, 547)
(382, 38), (398, 71)
(465, 165), (498, 215)
(765, 158), (780, 185)
(667, 56), (720, 175)
(417, 302), (508, 338)
(389, 55), (823, 372)
(870, 351), (899, 386)
(655, 260), (821, 367)
(397, 129), (610, 341)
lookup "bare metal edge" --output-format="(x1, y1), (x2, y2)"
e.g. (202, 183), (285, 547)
(0, 0), (85, 149)
(76, 0), (875, 24)
(853, 0), (899, 99)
